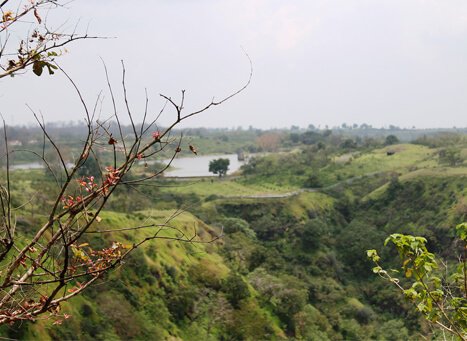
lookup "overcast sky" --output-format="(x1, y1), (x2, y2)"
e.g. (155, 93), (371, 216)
(2, 0), (467, 129)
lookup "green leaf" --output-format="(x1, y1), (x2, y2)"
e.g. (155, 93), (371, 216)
(366, 249), (380, 262)
(425, 297), (432, 312)
(404, 288), (418, 300)
(45, 63), (55, 75)
(32, 61), (43, 76)
(417, 302), (426, 312)
(455, 222), (467, 241)
(432, 277), (441, 288)
(412, 281), (424, 290)
(372, 266), (382, 274)
(430, 289), (444, 300)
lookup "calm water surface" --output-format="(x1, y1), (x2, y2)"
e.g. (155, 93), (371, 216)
(162, 154), (244, 177)
(10, 155), (244, 177)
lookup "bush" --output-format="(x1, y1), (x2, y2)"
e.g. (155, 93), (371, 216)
(222, 272), (250, 308)
(215, 217), (256, 239)
(303, 174), (322, 188)
(385, 135), (399, 145)
(293, 218), (327, 250)
(294, 305), (333, 340)
(227, 301), (276, 340)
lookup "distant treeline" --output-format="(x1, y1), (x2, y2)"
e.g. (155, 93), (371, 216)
(1, 121), (466, 142)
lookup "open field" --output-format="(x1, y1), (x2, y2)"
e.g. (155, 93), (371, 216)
(400, 166), (467, 180)
(334, 144), (436, 176)
(158, 178), (297, 197)
(319, 144), (438, 185)
(364, 166), (467, 201)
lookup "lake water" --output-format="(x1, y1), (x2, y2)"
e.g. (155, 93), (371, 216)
(10, 162), (45, 170)
(10, 154), (245, 177)
(162, 154), (244, 177)
(10, 162), (76, 170)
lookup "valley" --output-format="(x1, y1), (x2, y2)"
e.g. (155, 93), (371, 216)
(1, 127), (465, 340)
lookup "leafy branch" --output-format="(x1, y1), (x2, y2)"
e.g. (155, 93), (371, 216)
(367, 223), (467, 340)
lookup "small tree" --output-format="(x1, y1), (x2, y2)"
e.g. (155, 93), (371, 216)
(209, 158), (230, 177)
(384, 135), (399, 146)
(222, 272), (250, 308)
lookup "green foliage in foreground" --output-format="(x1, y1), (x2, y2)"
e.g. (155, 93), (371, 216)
(368, 223), (467, 339)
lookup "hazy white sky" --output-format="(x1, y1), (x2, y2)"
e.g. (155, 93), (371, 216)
(2, 0), (467, 129)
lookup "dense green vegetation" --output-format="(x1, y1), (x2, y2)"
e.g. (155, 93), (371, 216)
(1, 127), (466, 340)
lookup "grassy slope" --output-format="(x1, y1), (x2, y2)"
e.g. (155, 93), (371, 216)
(320, 144), (437, 184)
(10, 209), (285, 340)
(159, 178), (296, 197)
(5, 190), (339, 340)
